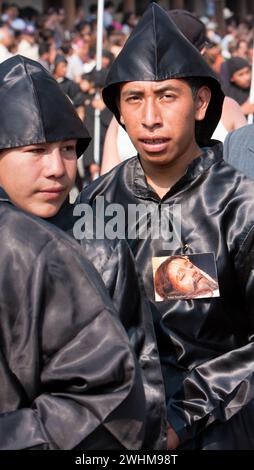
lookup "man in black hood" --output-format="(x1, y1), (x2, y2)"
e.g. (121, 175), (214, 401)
(77, 3), (254, 449)
(0, 56), (166, 449)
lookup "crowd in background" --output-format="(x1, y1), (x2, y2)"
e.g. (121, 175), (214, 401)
(1, 2), (254, 182)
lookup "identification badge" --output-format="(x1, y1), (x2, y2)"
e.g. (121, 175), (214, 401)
(152, 252), (220, 301)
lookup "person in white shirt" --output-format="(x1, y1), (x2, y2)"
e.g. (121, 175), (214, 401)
(0, 25), (14, 63)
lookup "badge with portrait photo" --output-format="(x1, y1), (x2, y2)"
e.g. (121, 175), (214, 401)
(152, 253), (220, 301)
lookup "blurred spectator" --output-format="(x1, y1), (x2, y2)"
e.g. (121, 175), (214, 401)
(53, 54), (84, 119)
(203, 41), (224, 75)
(220, 22), (238, 59)
(103, 1), (114, 29)
(19, 6), (39, 25)
(61, 40), (84, 82)
(79, 71), (96, 107)
(86, 4), (97, 25)
(82, 69), (112, 182)
(74, 6), (86, 27)
(44, 7), (65, 48)
(1, 3), (20, 27)
(122, 12), (138, 35)
(81, 42), (96, 74)
(0, 25), (14, 63)
(224, 57), (254, 116)
(206, 21), (221, 44)
(107, 29), (126, 57)
(169, 10), (211, 49)
(17, 24), (39, 61)
(229, 38), (249, 59)
(248, 38), (254, 65)
(101, 48), (114, 68)
(38, 27), (55, 46)
(38, 41), (50, 71)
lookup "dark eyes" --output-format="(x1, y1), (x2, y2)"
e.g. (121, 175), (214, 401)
(26, 148), (45, 153)
(126, 94), (175, 103)
(162, 94), (175, 100)
(24, 145), (76, 154)
(127, 96), (140, 102)
(62, 145), (76, 152)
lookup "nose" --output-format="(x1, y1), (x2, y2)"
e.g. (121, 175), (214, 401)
(141, 98), (162, 130)
(45, 148), (66, 179)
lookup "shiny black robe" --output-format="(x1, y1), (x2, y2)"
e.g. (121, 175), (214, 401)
(47, 199), (167, 450)
(77, 142), (254, 449)
(0, 200), (146, 449)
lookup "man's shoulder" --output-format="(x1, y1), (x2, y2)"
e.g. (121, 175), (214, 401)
(225, 124), (254, 147)
(0, 203), (76, 256)
(223, 124), (254, 179)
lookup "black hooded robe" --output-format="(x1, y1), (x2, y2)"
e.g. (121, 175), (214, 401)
(0, 200), (147, 450)
(77, 142), (254, 450)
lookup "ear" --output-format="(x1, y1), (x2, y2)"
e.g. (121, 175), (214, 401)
(195, 86), (211, 121)
(116, 92), (125, 125)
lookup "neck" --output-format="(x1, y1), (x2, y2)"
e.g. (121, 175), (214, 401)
(141, 143), (202, 199)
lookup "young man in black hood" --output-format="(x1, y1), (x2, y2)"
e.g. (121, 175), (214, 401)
(77, 3), (254, 449)
(0, 55), (166, 449)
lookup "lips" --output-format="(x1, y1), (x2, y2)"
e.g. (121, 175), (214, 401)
(39, 187), (66, 200)
(139, 137), (169, 153)
(40, 187), (65, 193)
(141, 138), (168, 144)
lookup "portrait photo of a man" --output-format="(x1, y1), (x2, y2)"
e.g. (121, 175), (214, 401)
(153, 253), (220, 301)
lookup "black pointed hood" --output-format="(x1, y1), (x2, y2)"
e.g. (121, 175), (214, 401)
(0, 55), (90, 157)
(102, 3), (224, 146)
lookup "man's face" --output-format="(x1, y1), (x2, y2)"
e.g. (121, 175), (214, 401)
(55, 61), (67, 79)
(119, 79), (209, 168)
(236, 40), (248, 58)
(167, 257), (214, 295)
(0, 140), (77, 218)
(231, 66), (251, 89)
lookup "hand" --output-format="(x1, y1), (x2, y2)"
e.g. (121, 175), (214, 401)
(167, 424), (180, 450)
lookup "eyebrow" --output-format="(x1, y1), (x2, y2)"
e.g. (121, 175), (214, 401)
(22, 140), (76, 150)
(121, 84), (182, 98)
(154, 85), (182, 94)
(174, 259), (192, 268)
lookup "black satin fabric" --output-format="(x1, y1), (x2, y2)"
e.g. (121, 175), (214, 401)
(0, 200), (146, 449)
(102, 3), (224, 146)
(0, 55), (90, 156)
(48, 202), (167, 450)
(77, 142), (254, 449)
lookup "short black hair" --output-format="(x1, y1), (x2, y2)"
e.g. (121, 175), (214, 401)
(105, 1), (114, 8)
(39, 42), (49, 56)
(181, 77), (209, 99)
(89, 4), (97, 14)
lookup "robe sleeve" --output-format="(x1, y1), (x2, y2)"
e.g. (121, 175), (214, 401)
(0, 237), (145, 450)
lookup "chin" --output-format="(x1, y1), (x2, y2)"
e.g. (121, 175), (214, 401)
(142, 154), (173, 165)
(30, 204), (61, 219)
